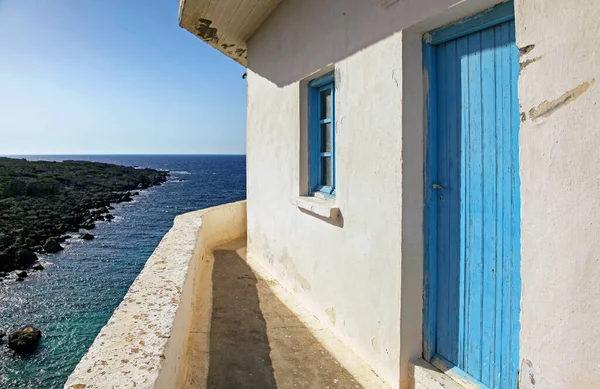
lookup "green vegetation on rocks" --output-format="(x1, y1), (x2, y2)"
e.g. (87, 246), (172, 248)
(0, 157), (168, 276)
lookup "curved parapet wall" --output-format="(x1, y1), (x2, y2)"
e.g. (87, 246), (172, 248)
(64, 200), (247, 389)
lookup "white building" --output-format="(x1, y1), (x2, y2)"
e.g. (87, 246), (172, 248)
(66, 1), (600, 388)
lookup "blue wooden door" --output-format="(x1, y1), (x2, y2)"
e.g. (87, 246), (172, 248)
(425, 7), (521, 389)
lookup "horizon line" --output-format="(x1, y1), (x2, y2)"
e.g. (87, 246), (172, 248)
(1, 153), (247, 156)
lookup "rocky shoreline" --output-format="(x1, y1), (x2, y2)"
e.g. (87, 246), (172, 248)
(0, 157), (168, 278)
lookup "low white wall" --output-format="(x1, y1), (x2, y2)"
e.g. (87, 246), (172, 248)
(64, 200), (246, 389)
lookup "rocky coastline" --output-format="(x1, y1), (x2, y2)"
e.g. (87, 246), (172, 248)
(0, 157), (168, 278)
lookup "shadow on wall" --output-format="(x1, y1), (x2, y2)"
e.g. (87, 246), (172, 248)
(246, 0), (458, 87)
(207, 249), (277, 389)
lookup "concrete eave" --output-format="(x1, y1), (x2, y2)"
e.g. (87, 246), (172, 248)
(178, 0), (284, 66)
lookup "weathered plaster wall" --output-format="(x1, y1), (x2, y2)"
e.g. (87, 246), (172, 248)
(246, 0), (600, 387)
(245, 1), (506, 387)
(516, 1), (600, 388)
(64, 201), (246, 389)
(246, 33), (405, 387)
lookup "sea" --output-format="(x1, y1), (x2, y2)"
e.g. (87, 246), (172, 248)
(0, 155), (246, 389)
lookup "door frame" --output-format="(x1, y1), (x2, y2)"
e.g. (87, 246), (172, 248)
(422, 0), (517, 384)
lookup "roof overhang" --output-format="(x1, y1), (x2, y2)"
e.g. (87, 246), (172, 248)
(178, 0), (400, 66)
(178, 0), (284, 66)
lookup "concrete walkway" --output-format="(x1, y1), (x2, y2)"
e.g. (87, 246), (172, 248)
(183, 239), (362, 389)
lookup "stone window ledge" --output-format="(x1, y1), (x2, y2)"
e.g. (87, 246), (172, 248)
(291, 196), (339, 219)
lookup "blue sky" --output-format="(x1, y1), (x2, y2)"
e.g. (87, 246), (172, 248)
(0, 0), (247, 155)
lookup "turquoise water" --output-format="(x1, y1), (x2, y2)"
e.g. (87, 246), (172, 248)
(0, 155), (246, 389)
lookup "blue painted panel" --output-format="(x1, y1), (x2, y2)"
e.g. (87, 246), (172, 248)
(465, 30), (484, 379)
(480, 25), (498, 385)
(427, 1), (515, 45)
(425, 15), (521, 389)
(423, 40), (438, 363)
(308, 75), (335, 195)
(508, 22), (521, 389)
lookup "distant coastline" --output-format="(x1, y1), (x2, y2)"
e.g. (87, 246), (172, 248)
(0, 157), (168, 278)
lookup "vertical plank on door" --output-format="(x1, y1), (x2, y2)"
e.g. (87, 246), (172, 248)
(508, 21), (521, 389)
(480, 25), (498, 385)
(493, 21), (508, 389)
(457, 34), (470, 369)
(436, 41), (450, 360)
(465, 30), (484, 380)
(446, 37), (461, 364)
(499, 20), (513, 389)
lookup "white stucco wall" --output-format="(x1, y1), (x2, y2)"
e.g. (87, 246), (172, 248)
(516, 1), (600, 388)
(244, 1), (504, 387)
(246, 37), (404, 386)
(246, 0), (600, 388)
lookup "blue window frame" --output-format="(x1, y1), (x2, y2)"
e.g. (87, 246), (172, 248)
(308, 72), (335, 196)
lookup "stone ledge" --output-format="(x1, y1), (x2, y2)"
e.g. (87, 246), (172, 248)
(64, 201), (247, 389)
(291, 196), (339, 219)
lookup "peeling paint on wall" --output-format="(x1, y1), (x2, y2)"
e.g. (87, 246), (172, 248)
(519, 44), (535, 56)
(326, 308), (336, 326)
(371, 337), (380, 352)
(528, 79), (595, 121)
(519, 358), (546, 389)
(520, 56), (541, 71)
(277, 249), (312, 292)
(195, 18), (218, 43)
(235, 48), (247, 58)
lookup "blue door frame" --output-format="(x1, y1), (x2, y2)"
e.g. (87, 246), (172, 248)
(423, 2), (521, 388)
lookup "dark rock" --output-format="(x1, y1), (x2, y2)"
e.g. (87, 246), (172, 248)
(80, 233), (94, 240)
(0, 272), (7, 277)
(81, 220), (96, 230)
(0, 158), (168, 274)
(16, 277), (24, 282)
(179, 179), (186, 182)
(0, 252), (13, 271)
(0, 331), (5, 340)
(108, 205), (115, 210)
(8, 327), (42, 354)
(17, 271), (27, 278)
(16, 249), (37, 268)
(105, 214), (114, 220)
(43, 238), (63, 253)
(32, 263), (44, 271)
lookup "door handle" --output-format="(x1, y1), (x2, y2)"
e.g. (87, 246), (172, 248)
(432, 184), (444, 190)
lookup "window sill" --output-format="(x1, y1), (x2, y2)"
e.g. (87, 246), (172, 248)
(291, 196), (339, 219)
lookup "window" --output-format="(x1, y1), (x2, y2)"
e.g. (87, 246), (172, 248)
(308, 72), (335, 197)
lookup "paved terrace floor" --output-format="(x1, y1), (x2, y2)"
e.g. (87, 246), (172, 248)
(183, 238), (362, 389)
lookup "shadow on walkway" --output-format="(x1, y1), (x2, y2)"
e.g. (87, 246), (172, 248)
(207, 248), (277, 389)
